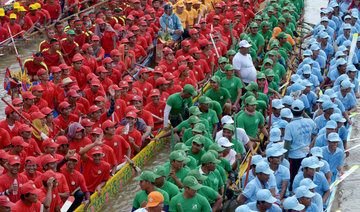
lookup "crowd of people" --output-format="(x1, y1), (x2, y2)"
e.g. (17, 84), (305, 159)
(0, 0), (359, 211)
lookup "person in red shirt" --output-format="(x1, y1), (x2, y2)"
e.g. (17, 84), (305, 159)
(0, 106), (22, 139)
(54, 101), (79, 130)
(73, 20), (89, 47)
(188, 56), (206, 85)
(84, 79), (105, 105)
(131, 95), (154, 129)
(139, 20), (154, 50)
(43, 0), (61, 21)
(23, 52), (48, 81)
(221, 19), (238, 49)
(19, 156), (42, 181)
(130, 25), (149, 51)
(233, 11), (245, 36)
(16, 6), (34, 31)
(159, 48), (177, 73)
(127, 32), (146, 62)
(0, 127), (11, 150)
(175, 40), (191, 58)
(163, 72), (182, 95)
(18, 124), (41, 157)
(154, 77), (170, 104)
(79, 136), (110, 194)
(67, 89), (86, 117)
(26, 4), (43, 26)
(12, 181), (42, 212)
(69, 53), (91, 90)
(96, 66), (114, 93)
(199, 18), (210, 39)
(37, 170), (62, 212)
(91, 35), (105, 65)
(81, 43), (98, 72)
(4, 14), (23, 39)
(239, 0), (255, 24)
(38, 68), (56, 109)
(133, 68), (154, 100)
(0, 155), (29, 203)
(54, 22), (66, 40)
(94, 18), (116, 56)
(206, 3), (224, 24)
(188, 28), (200, 49)
(42, 39), (65, 67)
(148, 66), (164, 88)
(191, 47), (211, 75)
(39, 29), (56, 52)
(174, 65), (196, 88)
(94, 95), (119, 123)
(41, 107), (60, 139)
(61, 29), (80, 64)
(21, 91), (40, 119)
(144, 89), (166, 130)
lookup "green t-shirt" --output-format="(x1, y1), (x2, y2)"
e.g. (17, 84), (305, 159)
(175, 118), (210, 132)
(216, 165), (227, 184)
(236, 110), (265, 138)
(133, 187), (170, 209)
(186, 155), (198, 169)
(259, 29), (272, 42)
(185, 135), (214, 151)
(214, 69), (227, 79)
(231, 138), (245, 154)
(280, 41), (293, 55)
(201, 168), (224, 192)
(198, 185), (218, 204)
(248, 33), (265, 54)
(219, 158), (232, 172)
(205, 87), (231, 108)
(160, 181), (180, 200)
(188, 149), (206, 166)
(200, 109), (219, 134)
(220, 76), (243, 103)
(166, 92), (193, 117)
(210, 101), (223, 115)
(269, 16), (278, 29)
(164, 163), (191, 185)
(169, 192), (212, 212)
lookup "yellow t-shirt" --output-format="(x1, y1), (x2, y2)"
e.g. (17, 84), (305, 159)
(174, 10), (190, 29)
(186, 8), (198, 27)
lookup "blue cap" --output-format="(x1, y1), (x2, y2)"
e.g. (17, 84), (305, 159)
(344, 15), (352, 20)
(267, 145), (287, 158)
(280, 108), (293, 119)
(322, 100), (337, 110)
(309, 155), (324, 168)
(302, 57), (314, 65)
(308, 38), (317, 45)
(272, 99), (284, 109)
(164, 4), (173, 10)
(325, 120), (338, 129)
(343, 40), (351, 47)
(269, 128), (281, 142)
(330, 113), (346, 123)
(352, 12), (359, 18)
(283, 196), (305, 211)
(291, 99), (304, 112)
(301, 79), (313, 87)
(338, 45), (347, 52)
(343, 23), (352, 30)
(335, 51), (346, 58)
(300, 178), (318, 190)
(314, 25), (325, 33)
(310, 44), (320, 51)
(347, 64), (358, 72)
(321, 16), (329, 22)
(301, 157), (320, 169)
(272, 143), (287, 153)
(336, 58), (347, 66)
(256, 189), (277, 203)
(282, 96), (294, 106)
(291, 83), (306, 92)
(328, 132), (341, 142)
(341, 79), (355, 89)
(329, 1), (339, 7)
(317, 94), (330, 103)
(319, 31), (330, 39)
(256, 161), (273, 175)
(324, 89), (337, 98)
(295, 186), (315, 198)
(275, 120), (289, 129)
(334, 74), (350, 87)
(303, 50), (313, 56)
(320, 9), (328, 14)
(310, 147), (323, 158)
(290, 74), (300, 82)
(251, 155), (264, 166)
(235, 205), (256, 212)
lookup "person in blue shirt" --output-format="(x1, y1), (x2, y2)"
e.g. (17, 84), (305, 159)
(314, 120), (344, 149)
(328, 58), (347, 83)
(280, 108), (293, 123)
(310, 44), (327, 69)
(314, 101), (336, 132)
(266, 146), (290, 200)
(159, 4), (184, 41)
(282, 96), (294, 109)
(310, 147), (332, 184)
(266, 99), (284, 126)
(284, 100), (317, 186)
(343, 40), (359, 66)
(321, 132), (345, 179)
(336, 23), (353, 46)
(340, 0), (352, 13)
(346, 64), (360, 98)
(294, 186), (319, 212)
(246, 189), (282, 212)
(297, 59), (324, 84)
(298, 51), (321, 71)
(299, 178), (324, 210)
(292, 157), (330, 204)
(283, 196), (305, 212)
(237, 161), (275, 205)
(319, 32), (334, 62)
(336, 79), (357, 113)
(355, 36), (360, 62)
(330, 113), (349, 152)
(301, 80), (317, 113)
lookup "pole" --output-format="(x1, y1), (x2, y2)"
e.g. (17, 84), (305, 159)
(171, 127), (174, 151)
(7, 26), (19, 56)
(268, 98), (273, 129)
(229, 21), (235, 50)
(209, 33), (220, 58)
(244, 156), (252, 188)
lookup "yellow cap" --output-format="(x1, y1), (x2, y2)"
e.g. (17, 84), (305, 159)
(193, 0), (201, 5)
(0, 8), (5, 17)
(29, 4), (37, 10)
(34, 3), (41, 9)
(176, 1), (185, 7)
(13, 2), (20, 9)
(9, 13), (17, 19)
(18, 6), (27, 12)
(185, 0), (193, 3)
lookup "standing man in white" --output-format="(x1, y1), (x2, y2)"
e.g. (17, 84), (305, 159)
(232, 40), (257, 86)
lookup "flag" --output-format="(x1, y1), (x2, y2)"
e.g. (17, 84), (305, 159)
(3, 67), (12, 91)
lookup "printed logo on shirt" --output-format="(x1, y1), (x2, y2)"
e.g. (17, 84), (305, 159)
(98, 170), (102, 174)
(144, 88), (148, 91)
(117, 106), (120, 109)
(192, 204), (198, 210)
(173, 67), (176, 70)
(231, 83), (234, 87)
(214, 178), (218, 184)
(114, 142), (118, 146)
(160, 110), (163, 113)
(220, 96), (224, 99)
(71, 181), (76, 185)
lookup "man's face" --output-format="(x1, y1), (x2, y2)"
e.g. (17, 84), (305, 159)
(92, 153), (102, 164)
(191, 142), (203, 153)
(8, 163), (20, 175)
(67, 159), (78, 169)
(250, 27), (258, 34)
(245, 103), (256, 113)
(222, 129), (233, 140)
(25, 163), (37, 174)
(257, 172), (270, 183)
(21, 131), (32, 139)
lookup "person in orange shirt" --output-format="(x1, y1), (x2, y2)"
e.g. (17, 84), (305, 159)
(267, 27), (295, 50)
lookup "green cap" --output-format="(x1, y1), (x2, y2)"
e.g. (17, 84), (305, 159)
(134, 171), (155, 182)
(208, 143), (225, 152)
(223, 123), (235, 131)
(270, 0), (277, 2)
(245, 81), (258, 91)
(174, 143), (190, 152)
(288, 7), (294, 12)
(208, 150), (219, 160)
(272, 3), (279, 8)
(260, 21), (270, 28)
(192, 135), (204, 145)
(284, 0), (291, 4)
(254, 15), (262, 20)
(282, 13), (292, 19)
(188, 115), (200, 124)
(199, 96), (211, 104)
(241, 91), (255, 100)
(226, 50), (236, 56)
(218, 56), (228, 63)
(189, 106), (202, 115)
(67, 29), (75, 35)
(277, 32), (288, 39)
(261, 13), (269, 19)
(183, 176), (203, 190)
(257, 72), (266, 79)
(169, 150), (188, 162)
(267, 50), (278, 56)
(192, 123), (206, 133)
(239, 33), (248, 40)
(282, 6), (289, 12)
(201, 152), (221, 164)
(265, 69), (275, 77)
(267, 6), (274, 12)
(183, 84), (197, 96)
(245, 96), (258, 105)
(250, 22), (258, 28)
(211, 75), (221, 83)
(263, 58), (274, 65)
(187, 169), (207, 181)
(153, 165), (166, 178)
(270, 42), (280, 49)
(224, 64), (235, 71)
(278, 17), (286, 24)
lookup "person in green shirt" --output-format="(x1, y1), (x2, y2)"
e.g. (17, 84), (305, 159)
(132, 171), (170, 211)
(209, 100), (223, 121)
(259, 21), (272, 44)
(254, 15), (263, 27)
(174, 143), (197, 169)
(260, 58), (280, 85)
(200, 152), (224, 195)
(198, 96), (219, 138)
(264, 69), (281, 98)
(266, 6), (278, 28)
(220, 64), (243, 111)
(245, 82), (269, 112)
(227, 50), (236, 66)
(248, 22), (265, 56)
(214, 57), (228, 79)
(187, 135), (206, 165)
(266, 50), (287, 85)
(277, 32), (293, 56)
(187, 169), (223, 211)
(236, 96), (268, 143)
(164, 84), (197, 129)
(184, 128), (214, 151)
(222, 124), (245, 155)
(164, 151), (191, 189)
(169, 176), (212, 212)
(281, 13), (296, 37)
(205, 75), (232, 115)
(153, 165), (180, 201)
(208, 143), (232, 173)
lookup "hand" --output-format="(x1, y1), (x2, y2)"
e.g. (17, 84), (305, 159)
(94, 134), (104, 146)
(47, 177), (55, 190)
(65, 149), (76, 160)
(109, 86), (115, 99)
(129, 136), (135, 144)
(95, 186), (102, 196)
(235, 153), (242, 160)
(140, 200), (147, 208)
(83, 200), (91, 211)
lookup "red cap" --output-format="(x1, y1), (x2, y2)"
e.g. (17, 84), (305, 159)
(32, 85), (44, 92)
(215, 3), (221, 8)
(51, 66), (62, 73)
(119, 81), (129, 88)
(110, 84), (121, 91)
(72, 53), (83, 62)
(95, 18), (106, 24)
(181, 40), (191, 46)
(94, 96), (106, 102)
(12, 98), (22, 105)
(127, 32), (136, 39)
(130, 25), (140, 31)
(199, 39), (211, 47)
(37, 68), (47, 76)
(67, 89), (80, 98)
(243, 0), (250, 4)
(91, 127), (103, 135)
(149, 89), (161, 97)
(90, 146), (103, 155)
(41, 154), (58, 167)
(22, 91), (36, 99)
(55, 136), (68, 145)
(146, 8), (155, 14)
(193, 24), (200, 28)
(59, 63), (71, 70)
(82, 43), (91, 52)
(40, 107), (53, 115)
(81, 118), (95, 127)
(89, 105), (102, 114)
(222, 19), (230, 25)
(127, 15), (135, 20)
(91, 35), (100, 41)
(123, 75), (133, 82)
(87, 74), (97, 82)
(11, 136), (28, 148)
(131, 95), (143, 102)
(71, 85), (80, 91)
(8, 155), (21, 165)
(125, 105), (140, 113)
(40, 170), (57, 181)
(178, 65), (189, 72)
(5, 106), (20, 115)
(59, 101), (71, 110)
(121, 38), (130, 44)
(155, 77), (170, 86)
(20, 181), (41, 195)
(0, 196), (14, 207)
(187, 56), (196, 63)
(68, 152), (79, 161)
(42, 138), (59, 149)
(102, 57), (113, 64)
(189, 28), (199, 35)
(163, 48), (174, 56)
(139, 68), (150, 75)
(91, 79), (101, 86)
(126, 111), (137, 118)
(177, 55), (187, 63)
(235, 11), (243, 17)
(144, 14), (152, 20)
(153, 66), (164, 74)
(199, 18), (206, 23)
(164, 72), (175, 80)
(114, 24), (125, 31)
(76, 126), (84, 132)
(0, 150), (9, 160)
(139, 21), (147, 26)
(102, 120), (116, 130)
(18, 124), (33, 133)
(110, 49), (121, 57)
(25, 156), (37, 164)
(96, 66), (109, 74)
(189, 47), (201, 55)
(31, 112), (46, 120)
(213, 15), (220, 20)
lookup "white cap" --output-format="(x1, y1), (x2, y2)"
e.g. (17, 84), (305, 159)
(239, 40), (252, 48)
(221, 115), (234, 125)
(217, 137), (234, 147)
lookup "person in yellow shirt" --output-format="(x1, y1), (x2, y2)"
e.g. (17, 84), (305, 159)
(174, 2), (190, 29)
(185, 0), (198, 28)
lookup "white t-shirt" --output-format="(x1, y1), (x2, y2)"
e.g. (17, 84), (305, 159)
(224, 149), (237, 165)
(215, 128), (250, 146)
(232, 52), (257, 83)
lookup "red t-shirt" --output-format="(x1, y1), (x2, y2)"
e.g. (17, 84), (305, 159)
(16, 16), (33, 31)
(61, 39), (79, 63)
(38, 187), (61, 212)
(69, 66), (91, 90)
(24, 138), (41, 157)
(106, 98), (126, 121)
(144, 101), (166, 130)
(0, 174), (29, 203)
(175, 49), (191, 58)
(60, 166), (88, 194)
(158, 59), (177, 73)
(138, 109), (154, 128)
(23, 58), (48, 76)
(43, 3), (61, 20)
(53, 114), (79, 130)
(82, 157), (110, 192)
(12, 199), (42, 212)
(129, 44), (146, 59)
(69, 137), (92, 153)
(133, 81), (154, 98)
(0, 120), (21, 138)
(103, 135), (129, 163)
(39, 81), (56, 109)
(101, 30), (116, 54)
(3, 23), (23, 38)
(39, 40), (51, 53)
(19, 170), (42, 182)
(115, 126), (142, 158)
(84, 88), (105, 105)
(101, 143), (117, 167)
(82, 55), (98, 73)
(0, 128), (11, 149)
(42, 49), (62, 67)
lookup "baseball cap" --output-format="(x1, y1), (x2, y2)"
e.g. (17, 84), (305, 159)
(20, 181), (41, 195)
(126, 111), (137, 118)
(291, 100), (304, 112)
(250, 155), (264, 166)
(283, 196), (305, 211)
(90, 146), (103, 155)
(256, 189), (277, 203)
(341, 80), (355, 89)
(235, 205), (256, 212)
(41, 154), (58, 167)
(217, 137), (234, 148)
(134, 171), (155, 182)
(18, 124), (33, 133)
(182, 84), (197, 96)
(255, 161), (273, 175)
(221, 115), (234, 124)
(269, 128), (281, 142)
(188, 115), (200, 124)
(11, 136), (29, 147)
(239, 40), (251, 48)
(310, 147), (323, 158)
(245, 96), (257, 105)
(272, 99), (284, 109)
(294, 186), (315, 198)
(223, 124), (235, 131)
(8, 155), (21, 165)
(201, 152), (220, 164)
(198, 96), (211, 104)
(169, 150), (188, 162)
(153, 165), (166, 178)
(102, 120), (116, 130)
(299, 178), (318, 190)
(325, 120), (337, 129)
(89, 105), (101, 114)
(208, 143), (225, 152)
(42, 138), (59, 148)
(192, 135), (205, 145)
(24, 157), (37, 165)
(328, 132), (341, 142)
(245, 82), (258, 91)
(146, 191), (164, 208)
(0, 196), (14, 208)
(280, 108), (293, 119)
(183, 176), (203, 190)
(301, 157), (319, 169)
(174, 143), (190, 152)
(330, 113), (346, 123)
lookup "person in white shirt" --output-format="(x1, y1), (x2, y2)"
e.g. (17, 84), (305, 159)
(232, 40), (257, 85)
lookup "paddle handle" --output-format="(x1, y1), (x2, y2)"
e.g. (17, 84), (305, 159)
(244, 156), (252, 188)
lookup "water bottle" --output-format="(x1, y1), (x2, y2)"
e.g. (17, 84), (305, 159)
(12, 179), (18, 195)
(124, 124), (129, 135)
